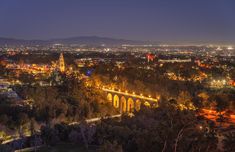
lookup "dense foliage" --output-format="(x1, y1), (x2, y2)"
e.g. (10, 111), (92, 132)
(94, 106), (218, 152)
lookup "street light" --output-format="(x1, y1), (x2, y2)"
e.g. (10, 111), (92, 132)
(199, 126), (203, 130)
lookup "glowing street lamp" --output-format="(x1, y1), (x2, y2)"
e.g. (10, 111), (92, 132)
(222, 80), (226, 85)
(157, 96), (160, 100)
(199, 126), (203, 130)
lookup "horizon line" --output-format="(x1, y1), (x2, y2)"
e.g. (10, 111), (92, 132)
(0, 36), (234, 46)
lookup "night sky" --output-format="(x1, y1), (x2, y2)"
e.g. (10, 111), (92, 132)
(0, 0), (235, 43)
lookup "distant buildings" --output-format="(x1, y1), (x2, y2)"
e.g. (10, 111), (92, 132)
(158, 58), (192, 63)
(146, 53), (155, 62)
(0, 78), (23, 105)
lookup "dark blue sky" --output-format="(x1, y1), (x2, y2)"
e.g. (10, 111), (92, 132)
(0, 0), (235, 43)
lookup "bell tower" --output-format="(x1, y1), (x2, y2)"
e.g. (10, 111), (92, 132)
(59, 53), (65, 72)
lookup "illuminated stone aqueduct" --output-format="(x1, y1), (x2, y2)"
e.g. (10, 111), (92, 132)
(103, 88), (160, 113)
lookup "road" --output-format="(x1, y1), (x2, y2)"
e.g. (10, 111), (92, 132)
(2, 114), (122, 145)
(69, 114), (122, 125)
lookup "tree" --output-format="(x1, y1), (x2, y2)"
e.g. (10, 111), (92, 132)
(99, 140), (123, 152)
(0, 144), (13, 152)
(0, 114), (9, 125)
(16, 113), (29, 138)
(93, 105), (218, 152)
(41, 126), (60, 146)
(215, 95), (229, 114)
(79, 122), (96, 149)
(177, 91), (195, 110)
(197, 92), (210, 107)
(69, 130), (80, 143)
(214, 95), (229, 127)
(223, 132), (235, 152)
(18, 72), (35, 85)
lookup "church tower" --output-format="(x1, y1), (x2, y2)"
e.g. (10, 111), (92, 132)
(59, 53), (65, 72)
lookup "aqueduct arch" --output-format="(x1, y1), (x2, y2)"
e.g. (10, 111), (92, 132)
(107, 93), (112, 103)
(127, 98), (134, 112)
(120, 96), (127, 112)
(135, 99), (141, 111)
(113, 95), (120, 108)
(104, 89), (159, 113)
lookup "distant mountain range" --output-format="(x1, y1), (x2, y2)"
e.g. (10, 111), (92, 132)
(0, 36), (147, 46)
(0, 36), (234, 46)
